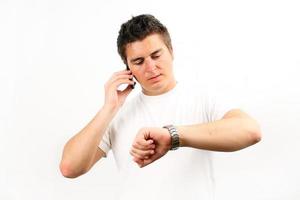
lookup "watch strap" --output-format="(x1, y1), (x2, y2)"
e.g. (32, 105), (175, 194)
(163, 124), (180, 150)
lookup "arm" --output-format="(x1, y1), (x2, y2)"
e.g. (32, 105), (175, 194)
(130, 109), (262, 167)
(59, 105), (116, 178)
(177, 109), (262, 152)
(59, 69), (135, 178)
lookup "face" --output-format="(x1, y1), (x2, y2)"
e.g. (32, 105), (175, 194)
(126, 33), (177, 96)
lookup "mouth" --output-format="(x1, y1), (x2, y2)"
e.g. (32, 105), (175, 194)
(148, 74), (161, 80)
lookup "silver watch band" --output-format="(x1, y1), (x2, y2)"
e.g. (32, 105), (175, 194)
(163, 124), (180, 150)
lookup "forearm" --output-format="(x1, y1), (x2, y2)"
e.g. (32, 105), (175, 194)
(176, 117), (261, 152)
(60, 105), (117, 175)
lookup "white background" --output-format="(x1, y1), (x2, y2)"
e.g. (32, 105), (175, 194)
(1, 0), (300, 199)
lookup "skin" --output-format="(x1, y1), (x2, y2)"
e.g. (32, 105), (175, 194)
(130, 109), (261, 168)
(59, 33), (176, 177)
(59, 33), (261, 178)
(126, 33), (262, 168)
(126, 33), (177, 96)
(60, 70), (135, 178)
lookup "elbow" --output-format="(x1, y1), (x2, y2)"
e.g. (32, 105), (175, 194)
(228, 130), (261, 152)
(250, 129), (262, 144)
(247, 119), (262, 146)
(230, 119), (262, 152)
(59, 161), (85, 179)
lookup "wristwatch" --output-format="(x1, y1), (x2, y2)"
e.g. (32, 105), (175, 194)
(163, 125), (180, 150)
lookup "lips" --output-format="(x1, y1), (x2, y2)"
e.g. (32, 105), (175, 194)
(148, 74), (161, 80)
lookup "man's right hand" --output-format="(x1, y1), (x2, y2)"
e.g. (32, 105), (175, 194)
(104, 69), (135, 110)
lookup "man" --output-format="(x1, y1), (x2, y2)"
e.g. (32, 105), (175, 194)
(60, 14), (261, 200)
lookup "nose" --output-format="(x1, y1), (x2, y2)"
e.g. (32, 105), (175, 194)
(144, 57), (157, 73)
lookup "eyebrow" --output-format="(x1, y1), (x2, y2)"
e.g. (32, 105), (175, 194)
(130, 48), (163, 64)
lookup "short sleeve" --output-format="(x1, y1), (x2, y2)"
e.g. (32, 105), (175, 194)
(98, 126), (112, 158)
(206, 90), (241, 122)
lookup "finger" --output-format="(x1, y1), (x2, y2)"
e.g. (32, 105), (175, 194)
(111, 78), (135, 91)
(105, 70), (132, 85)
(133, 157), (144, 167)
(130, 149), (145, 160)
(114, 70), (132, 76)
(140, 157), (154, 168)
(132, 147), (155, 157)
(110, 74), (134, 83)
(132, 141), (155, 151)
(107, 74), (134, 86)
(132, 143), (155, 151)
(131, 148), (155, 159)
(136, 137), (154, 148)
(133, 156), (155, 168)
(140, 151), (163, 168)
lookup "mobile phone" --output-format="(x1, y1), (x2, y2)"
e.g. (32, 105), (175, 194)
(126, 64), (136, 89)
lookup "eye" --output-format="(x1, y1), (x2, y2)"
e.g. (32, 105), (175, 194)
(134, 59), (144, 65)
(135, 61), (143, 65)
(152, 55), (160, 59)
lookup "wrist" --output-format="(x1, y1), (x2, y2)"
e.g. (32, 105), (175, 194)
(175, 126), (185, 147)
(102, 104), (119, 115)
(162, 125), (180, 150)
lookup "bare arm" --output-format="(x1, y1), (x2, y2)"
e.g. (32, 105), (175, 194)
(59, 69), (135, 178)
(177, 109), (262, 151)
(130, 109), (262, 167)
(59, 105), (116, 178)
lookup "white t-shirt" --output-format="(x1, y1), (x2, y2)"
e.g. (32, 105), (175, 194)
(99, 81), (236, 200)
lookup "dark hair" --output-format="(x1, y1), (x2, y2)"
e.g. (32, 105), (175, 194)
(117, 14), (173, 65)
